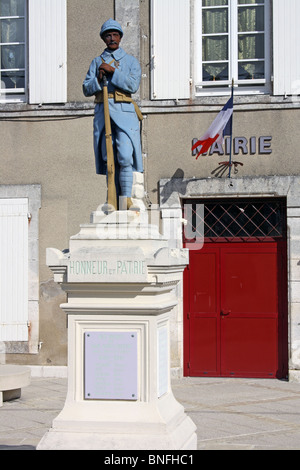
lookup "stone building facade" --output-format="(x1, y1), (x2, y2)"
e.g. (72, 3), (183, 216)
(1, 0), (300, 381)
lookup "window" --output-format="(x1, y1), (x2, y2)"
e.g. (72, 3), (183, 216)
(195, 0), (271, 95)
(0, 0), (67, 105)
(0, 0), (26, 102)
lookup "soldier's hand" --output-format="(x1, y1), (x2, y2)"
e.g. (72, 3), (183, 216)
(99, 63), (115, 75)
(98, 69), (104, 83)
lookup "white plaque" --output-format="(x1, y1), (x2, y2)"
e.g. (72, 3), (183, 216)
(158, 326), (168, 397)
(84, 332), (138, 400)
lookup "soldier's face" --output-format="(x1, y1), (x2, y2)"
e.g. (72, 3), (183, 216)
(103, 31), (121, 51)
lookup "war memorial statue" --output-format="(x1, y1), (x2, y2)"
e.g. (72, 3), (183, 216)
(36, 18), (198, 452)
(83, 19), (143, 211)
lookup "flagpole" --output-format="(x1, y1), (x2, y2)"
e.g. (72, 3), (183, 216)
(228, 78), (234, 179)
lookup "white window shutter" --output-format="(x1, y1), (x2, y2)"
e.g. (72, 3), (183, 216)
(151, 0), (190, 100)
(0, 199), (29, 341)
(28, 0), (67, 104)
(273, 0), (300, 96)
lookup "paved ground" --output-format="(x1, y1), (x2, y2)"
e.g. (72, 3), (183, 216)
(173, 377), (300, 450)
(1, 377), (300, 450)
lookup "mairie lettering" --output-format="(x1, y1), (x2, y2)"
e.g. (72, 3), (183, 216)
(192, 136), (272, 156)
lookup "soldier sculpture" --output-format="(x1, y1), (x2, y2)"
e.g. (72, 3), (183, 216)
(83, 19), (143, 210)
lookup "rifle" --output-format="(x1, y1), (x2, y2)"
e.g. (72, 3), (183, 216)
(102, 75), (117, 211)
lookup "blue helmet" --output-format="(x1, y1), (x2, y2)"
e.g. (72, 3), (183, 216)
(100, 18), (123, 39)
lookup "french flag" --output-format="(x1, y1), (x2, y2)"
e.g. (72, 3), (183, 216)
(192, 96), (233, 159)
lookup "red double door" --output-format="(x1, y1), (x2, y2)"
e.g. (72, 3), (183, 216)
(184, 242), (288, 379)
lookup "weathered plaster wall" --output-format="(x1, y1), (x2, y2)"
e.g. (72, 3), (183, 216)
(67, 0), (115, 102)
(0, 117), (107, 365)
(145, 108), (300, 205)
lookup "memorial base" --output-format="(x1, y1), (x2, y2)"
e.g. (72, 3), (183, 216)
(37, 394), (196, 450)
(37, 209), (197, 450)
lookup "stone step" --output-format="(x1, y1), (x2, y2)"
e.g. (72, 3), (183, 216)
(0, 365), (31, 407)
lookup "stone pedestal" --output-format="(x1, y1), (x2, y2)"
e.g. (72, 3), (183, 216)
(37, 208), (197, 450)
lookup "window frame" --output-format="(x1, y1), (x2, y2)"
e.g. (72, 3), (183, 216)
(0, 0), (27, 103)
(194, 0), (271, 96)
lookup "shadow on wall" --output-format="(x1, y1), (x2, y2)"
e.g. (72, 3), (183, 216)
(159, 162), (245, 205)
(160, 169), (188, 205)
(211, 161), (244, 178)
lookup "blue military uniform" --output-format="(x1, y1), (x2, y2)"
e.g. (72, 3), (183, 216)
(83, 20), (143, 199)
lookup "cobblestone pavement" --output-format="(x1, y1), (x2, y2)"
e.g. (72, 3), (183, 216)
(1, 377), (300, 450)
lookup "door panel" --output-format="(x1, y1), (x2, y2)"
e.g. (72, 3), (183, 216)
(221, 246), (278, 316)
(190, 317), (219, 375)
(184, 242), (285, 378)
(186, 247), (220, 376)
(220, 244), (278, 377)
(190, 252), (218, 314)
(221, 318), (278, 377)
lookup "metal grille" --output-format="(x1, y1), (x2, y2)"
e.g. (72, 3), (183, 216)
(183, 198), (286, 242)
